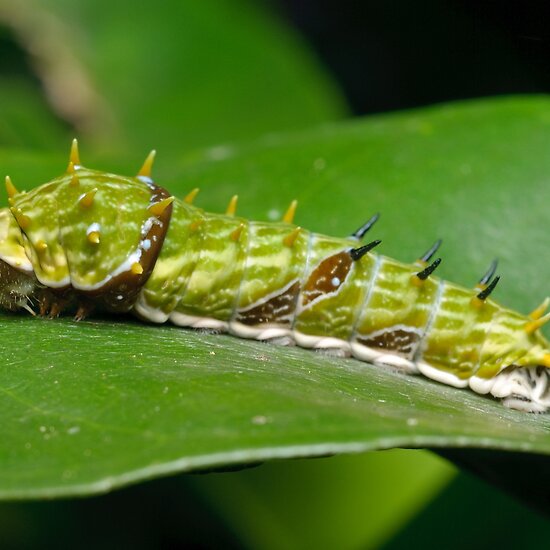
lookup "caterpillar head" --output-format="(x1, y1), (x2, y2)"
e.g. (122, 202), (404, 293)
(0, 257), (41, 314)
(0, 143), (172, 317)
(0, 208), (41, 313)
(0, 216), (70, 317)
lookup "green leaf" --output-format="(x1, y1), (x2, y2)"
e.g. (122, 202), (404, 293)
(1, 96), (550, 501)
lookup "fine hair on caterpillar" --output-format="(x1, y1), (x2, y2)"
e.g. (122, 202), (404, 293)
(2, 140), (550, 412)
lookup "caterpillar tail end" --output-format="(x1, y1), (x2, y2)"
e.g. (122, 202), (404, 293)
(471, 365), (550, 413)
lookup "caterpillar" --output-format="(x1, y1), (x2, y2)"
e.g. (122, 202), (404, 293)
(1, 140), (550, 412)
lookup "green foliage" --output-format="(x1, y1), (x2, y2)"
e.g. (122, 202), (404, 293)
(0, 314), (463, 498)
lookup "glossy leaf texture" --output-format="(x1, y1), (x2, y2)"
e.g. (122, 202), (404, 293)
(1, 96), (550, 500)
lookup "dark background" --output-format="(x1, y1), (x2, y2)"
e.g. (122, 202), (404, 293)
(276, 0), (550, 114)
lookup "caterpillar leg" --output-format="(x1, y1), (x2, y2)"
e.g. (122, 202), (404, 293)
(315, 346), (351, 359)
(0, 259), (67, 317)
(263, 335), (295, 347)
(470, 366), (550, 413)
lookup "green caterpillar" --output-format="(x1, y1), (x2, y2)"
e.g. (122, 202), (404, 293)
(1, 141), (550, 412)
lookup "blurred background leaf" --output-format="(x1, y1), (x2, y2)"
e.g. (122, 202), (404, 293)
(0, 0), (347, 156)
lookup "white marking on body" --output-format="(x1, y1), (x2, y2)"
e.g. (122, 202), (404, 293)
(331, 277), (340, 287)
(292, 331), (352, 354)
(0, 254), (33, 272)
(230, 321), (291, 341)
(490, 368), (532, 398)
(415, 361), (469, 388)
(349, 254), (383, 341)
(171, 312), (228, 331)
(475, 311), (516, 377)
(133, 294), (169, 323)
(86, 222), (101, 236)
(350, 341), (418, 373)
(35, 274), (71, 288)
(71, 249), (142, 290)
(141, 217), (159, 237)
(468, 375), (496, 395)
(479, 365), (550, 412)
(350, 341), (385, 362)
(288, 230), (315, 328)
(412, 280), (446, 363)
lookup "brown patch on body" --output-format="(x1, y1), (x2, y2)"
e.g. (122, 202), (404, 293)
(357, 328), (421, 356)
(79, 181), (173, 312)
(301, 251), (352, 307)
(237, 281), (300, 326)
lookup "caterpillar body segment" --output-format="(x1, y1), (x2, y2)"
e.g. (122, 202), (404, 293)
(1, 146), (550, 412)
